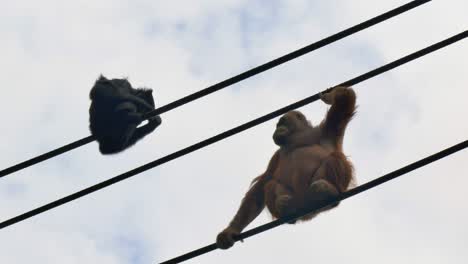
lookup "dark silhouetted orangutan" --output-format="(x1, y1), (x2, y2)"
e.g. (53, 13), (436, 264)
(216, 86), (356, 249)
(89, 75), (162, 154)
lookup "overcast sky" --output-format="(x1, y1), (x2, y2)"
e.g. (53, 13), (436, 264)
(0, 0), (467, 263)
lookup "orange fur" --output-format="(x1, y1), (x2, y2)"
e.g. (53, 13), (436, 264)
(216, 86), (356, 249)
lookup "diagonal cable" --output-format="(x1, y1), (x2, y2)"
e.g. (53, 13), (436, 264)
(0, 30), (465, 230)
(160, 140), (468, 264)
(0, 0), (431, 178)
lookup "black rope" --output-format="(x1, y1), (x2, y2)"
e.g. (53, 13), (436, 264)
(0, 30), (465, 230)
(0, 0), (431, 179)
(160, 140), (468, 264)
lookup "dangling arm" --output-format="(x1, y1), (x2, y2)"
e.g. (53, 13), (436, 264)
(216, 151), (280, 249)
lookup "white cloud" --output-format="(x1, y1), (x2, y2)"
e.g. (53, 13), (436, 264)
(0, 0), (467, 263)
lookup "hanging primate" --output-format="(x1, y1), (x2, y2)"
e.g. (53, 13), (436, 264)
(89, 75), (162, 154)
(216, 86), (356, 249)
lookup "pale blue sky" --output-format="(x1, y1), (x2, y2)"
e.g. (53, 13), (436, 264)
(0, 1), (467, 263)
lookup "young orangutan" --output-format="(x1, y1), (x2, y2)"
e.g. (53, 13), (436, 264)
(217, 86), (356, 249)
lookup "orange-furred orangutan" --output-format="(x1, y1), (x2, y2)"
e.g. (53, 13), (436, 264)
(216, 86), (356, 249)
